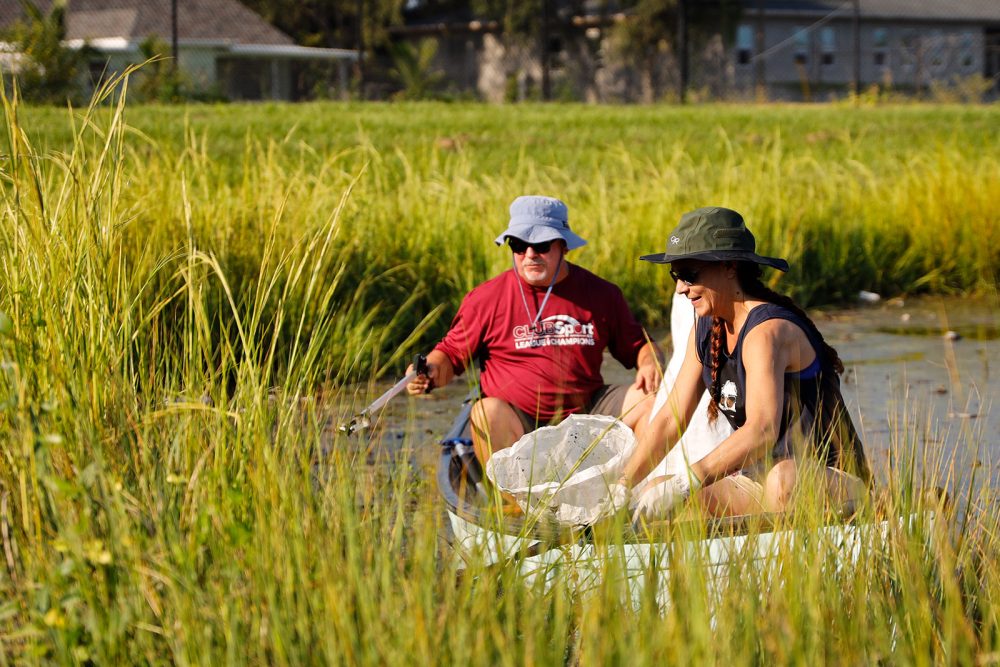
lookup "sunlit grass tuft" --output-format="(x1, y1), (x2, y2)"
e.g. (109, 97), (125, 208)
(0, 78), (998, 663)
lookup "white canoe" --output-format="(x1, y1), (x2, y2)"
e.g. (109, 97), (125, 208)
(436, 398), (933, 607)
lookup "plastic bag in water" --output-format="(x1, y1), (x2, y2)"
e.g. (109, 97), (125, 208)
(485, 414), (637, 526)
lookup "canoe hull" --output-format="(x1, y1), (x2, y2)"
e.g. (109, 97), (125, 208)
(436, 395), (933, 607)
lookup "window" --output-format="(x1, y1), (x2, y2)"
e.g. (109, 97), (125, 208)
(900, 31), (919, 74)
(794, 26), (809, 65)
(873, 28), (888, 66)
(820, 27), (835, 65)
(927, 29), (946, 74)
(958, 32), (976, 71)
(88, 58), (112, 87)
(736, 24), (754, 65)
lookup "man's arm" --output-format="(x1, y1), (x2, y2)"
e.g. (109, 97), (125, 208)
(632, 340), (664, 394)
(405, 349), (456, 395)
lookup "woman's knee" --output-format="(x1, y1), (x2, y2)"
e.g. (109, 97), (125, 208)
(701, 476), (765, 517)
(763, 460), (798, 512)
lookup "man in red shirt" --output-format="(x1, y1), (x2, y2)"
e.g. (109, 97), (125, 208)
(407, 195), (663, 463)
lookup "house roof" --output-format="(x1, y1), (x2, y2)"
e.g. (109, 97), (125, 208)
(396, 0), (1000, 34)
(746, 0), (1000, 23)
(0, 0), (294, 45)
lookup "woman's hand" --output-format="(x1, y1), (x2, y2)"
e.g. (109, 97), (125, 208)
(631, 473), (701, 523)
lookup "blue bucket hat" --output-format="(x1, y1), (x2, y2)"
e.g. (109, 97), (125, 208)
(494, 195), (587, 251)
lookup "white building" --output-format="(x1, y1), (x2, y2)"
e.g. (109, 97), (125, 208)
(0, 0), (358, 100)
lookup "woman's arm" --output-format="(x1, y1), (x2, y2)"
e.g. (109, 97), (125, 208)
(690, 320), (791, 486)
(621, 327), (705, 486)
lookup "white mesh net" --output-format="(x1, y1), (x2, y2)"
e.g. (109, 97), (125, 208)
(485, 414), (636, 526)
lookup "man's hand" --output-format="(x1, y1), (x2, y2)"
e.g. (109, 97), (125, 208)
(632, 362), (662, 394)
(405, 362), (436, 395)
(632, 340), (664, 394)
(405, 351), (456, 396)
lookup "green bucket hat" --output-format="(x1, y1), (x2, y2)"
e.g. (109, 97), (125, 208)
(640, 206), (789, 272)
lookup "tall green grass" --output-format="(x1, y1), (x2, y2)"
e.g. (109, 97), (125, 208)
(10, 98), (1000, 359)
(0, 77), (998, 663)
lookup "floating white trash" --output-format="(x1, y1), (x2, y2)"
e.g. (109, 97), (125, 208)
(486, 414), (637, 526)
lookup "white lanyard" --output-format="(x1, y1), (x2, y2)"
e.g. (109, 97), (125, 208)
(514, 255), (564, 333)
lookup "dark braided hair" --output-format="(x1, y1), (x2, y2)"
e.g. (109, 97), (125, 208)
(706, 317), (725, 423)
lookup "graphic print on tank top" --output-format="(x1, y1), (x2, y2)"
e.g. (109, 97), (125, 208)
(719, 379), (739, 415)
(713, 356), (746, 431)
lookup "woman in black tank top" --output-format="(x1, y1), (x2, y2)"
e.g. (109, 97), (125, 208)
(622, 207), (870, 521)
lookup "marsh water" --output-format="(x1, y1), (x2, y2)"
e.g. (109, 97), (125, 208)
(342, 296), (999, 491)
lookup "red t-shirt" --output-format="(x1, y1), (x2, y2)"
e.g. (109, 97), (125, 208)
(434, 265), (647, 421)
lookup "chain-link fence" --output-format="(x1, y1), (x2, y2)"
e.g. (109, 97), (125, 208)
(380, 0), (1000, 103)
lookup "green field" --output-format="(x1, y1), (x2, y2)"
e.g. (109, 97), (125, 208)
(1, 77), (999, 663)
(11, 94), (1000, 376)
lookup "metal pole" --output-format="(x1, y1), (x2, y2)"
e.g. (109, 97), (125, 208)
(676, 0), (688, 103)
(541, 0), (551, 101)
(852, 0), (861, 98)
(755, 0), (765, 100)
(171, 0), (179, 73)
(356, 0), (365, 99)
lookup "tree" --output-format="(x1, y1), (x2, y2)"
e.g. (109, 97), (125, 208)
(611, 0), (677, 101)
(238, 0), (404, 51)
(612, 0), (741, 101)
(133, 37), (187, 102)
(388, 37), (445, 99)
(238, 0), (404, 97)
(2, 0), (90, 104)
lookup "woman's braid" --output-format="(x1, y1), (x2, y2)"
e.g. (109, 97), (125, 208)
(707, 317), (725, 422)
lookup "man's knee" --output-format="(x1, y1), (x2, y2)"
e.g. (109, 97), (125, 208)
(470, 398), (524, 462)
(470, 397), (502, 428)
(619, 385), (653, 432)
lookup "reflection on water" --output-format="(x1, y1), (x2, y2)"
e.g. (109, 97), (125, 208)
(874, 324), (1000, 340)
(818, 297), (998, 489)
(347, 296), (999, 491)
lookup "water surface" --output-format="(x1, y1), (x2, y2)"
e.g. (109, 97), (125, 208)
(346, 296), (999, 491)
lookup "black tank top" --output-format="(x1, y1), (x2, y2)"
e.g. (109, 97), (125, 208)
(696, 303), (868, 477)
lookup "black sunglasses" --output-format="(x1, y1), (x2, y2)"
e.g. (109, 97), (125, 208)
(508, 238), (554, 255)
(669, 267), (701, 286)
